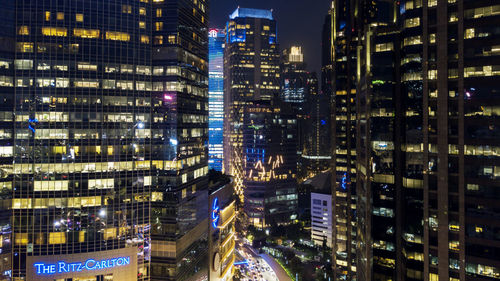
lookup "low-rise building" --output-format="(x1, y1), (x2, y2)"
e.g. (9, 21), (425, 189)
(309, 172), (333, 248)
(208, 173), (236, 281)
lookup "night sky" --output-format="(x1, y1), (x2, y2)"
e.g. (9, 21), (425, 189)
(210, 0), (332, 75)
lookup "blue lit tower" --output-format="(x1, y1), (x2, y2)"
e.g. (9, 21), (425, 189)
(208, 28), (225, 172)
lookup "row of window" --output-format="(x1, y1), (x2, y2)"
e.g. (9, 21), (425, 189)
(19, 28), (145, 42)
(8, 155), (205, 174)
(2, 77), (206, 95)
(1, 60), (206, 83)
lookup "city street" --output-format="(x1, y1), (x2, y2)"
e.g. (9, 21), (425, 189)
(235, 237), (291, 281)
(260, 253), (293, 281)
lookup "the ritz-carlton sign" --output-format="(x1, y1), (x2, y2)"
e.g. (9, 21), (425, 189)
(34, 256), (131, 275)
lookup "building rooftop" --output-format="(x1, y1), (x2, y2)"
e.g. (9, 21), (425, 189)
(304, 171), (331, 194)
(229, 8), (274, 20)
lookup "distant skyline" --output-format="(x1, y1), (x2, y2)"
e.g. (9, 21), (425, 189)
(210, 0), (331, 77)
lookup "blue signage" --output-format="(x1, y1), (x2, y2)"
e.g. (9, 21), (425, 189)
(341, 173), (348, 190)
(34, 256), (130, 275)
(28, 118), (38, 133)
(212, 197), (220, 228)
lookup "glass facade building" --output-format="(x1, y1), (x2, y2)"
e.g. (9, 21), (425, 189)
(223, 8), (280, 195)
(301, 72), (331, 179)
(242, 100), (298, 228)
(208, 28), (224, 172)
(0, 0), (210, 280)
(280, 47), (328, 181)
(328, 1), (358, 279)
(151, 0), (209, 280)
(330, 0), (500, 280)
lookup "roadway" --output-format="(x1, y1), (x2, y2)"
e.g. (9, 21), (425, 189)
(235, 237), (292, 281)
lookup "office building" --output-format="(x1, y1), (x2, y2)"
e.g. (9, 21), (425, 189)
(396, 1), (500, 280)
(151, 0), (209, 280)
(0, 0), (210, 280)
(242, 100), (298, 228)
(280, 47), (329, 180)
(309, 172), (333, 248)
(208, 172), (235, 281)
(281, 46), (307, 104)
(356, 22), (401, 281)
(280, 46), (306, 179)
(330, 0), (500, 280)
(328, 0), (358, 279)
(208, 28), (225, 172)
(301, 72), (331, 179)
(223, 8), (280, 195)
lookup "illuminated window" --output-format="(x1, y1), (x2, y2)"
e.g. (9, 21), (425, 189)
(465, 5), (500, 19)
(17, 26), (29, 35)
(16, 42), (34, 53)
(121, 65), (134, 74)
(105, 31), (130, 41)
(57, 12), (64, 20)
(156, 9), (162, 17)
(74, 79), (100, 88)
(139, 7), (147, 16)
(153, 0), (164, 2)
(263, 25), (270, 31)
(78, 62), (98, 71)
(404, 17), (420, 28)
(375, 43), (393, 52)
(428, 0), (437, 7)
(49, 232), (66, 244)
(54, 64), (68, 71)
(168, 35), (176, 44)
(152, 192), (163, 201)
(139, 21), (146, 29)
(45, 11), (51, 21)
(403, 35), (422, 46)
(428, 69), (437, 80)
(42, 27), (68, 37)
(429, 33), (436, 44)
(15, 233), (28, 245)
(34, 180), (69, 191)
(141, 35), (150, 44)
(449, 240), (460, 251)
(73, 28), (100, 38)
(154, 35), (163, 45)
(75, 13), (84, 22)
(155, 22), (163, 31)
(465, 28), (475, 39)
(14, 59), (32, 70)
(449, 12), (458, 22)
(104, 228), (117, 240)
(122, 5), (132, 14)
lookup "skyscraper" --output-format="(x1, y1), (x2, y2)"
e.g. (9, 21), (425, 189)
(396, 1), (500, 280)
(331, 0), (500, 280)
(281, 46), (307, 104)
(328, 1), (358, 279)
(242, 99), (298, 228)
(151, 0), (209, 280)
(356, 18), (401, 281)
(280, 46), (309, 180)
(208, 28), (225, 172)
(0, 0), (210, 280)
(223, 8), (280, 195)
(301, 72), (331, 179)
